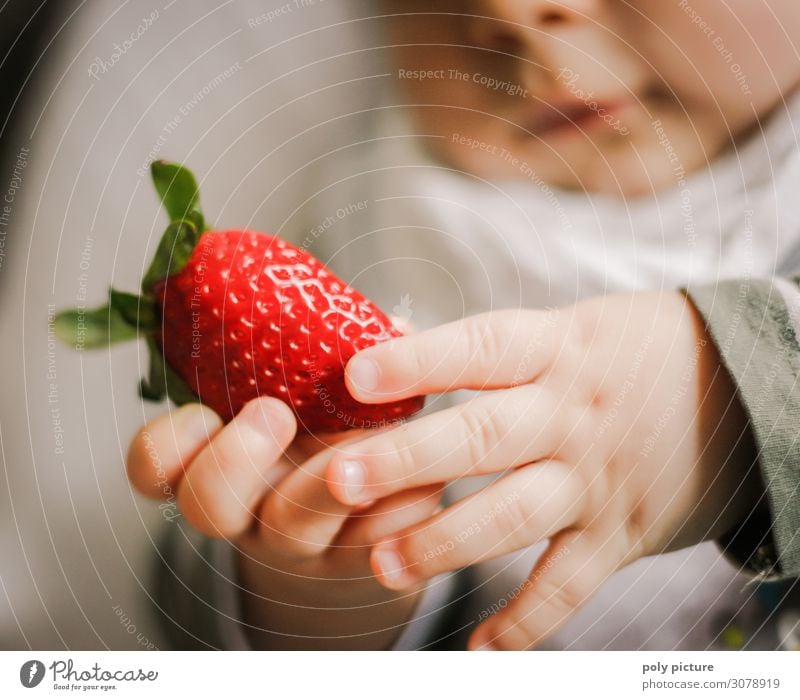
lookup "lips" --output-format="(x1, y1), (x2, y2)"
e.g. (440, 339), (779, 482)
(520, 98), (627, 137)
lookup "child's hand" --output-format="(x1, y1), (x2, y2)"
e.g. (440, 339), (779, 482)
(126, 399), (440, 649)
(325, 292), (759, 650)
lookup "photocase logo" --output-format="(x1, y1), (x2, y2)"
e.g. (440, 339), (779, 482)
(20, 660), (45, 688)
(392, 294), (414, 325)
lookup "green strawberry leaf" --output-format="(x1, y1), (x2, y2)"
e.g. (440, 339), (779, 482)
(139, 336), (167, 401)
(163, 362), (200, 406)
(140, 336), (198, 406)
(141, 219), (200, 293)
(54, 303), (139, 349)
(109, 288), (158, 331)
(151, 160), (204, 230)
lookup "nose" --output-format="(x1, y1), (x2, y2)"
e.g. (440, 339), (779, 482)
(467, 0), (602, 53)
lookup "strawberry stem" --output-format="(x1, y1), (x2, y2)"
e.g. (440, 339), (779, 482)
(109, 288), (157, 329)
(54, 159), (209, 411)
(141, 219), (200, 293)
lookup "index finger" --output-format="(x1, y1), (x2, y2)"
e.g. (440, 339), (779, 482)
(345, 309), (562, 403)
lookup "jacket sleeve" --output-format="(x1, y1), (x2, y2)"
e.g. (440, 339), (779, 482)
(685, 276), (800, 579)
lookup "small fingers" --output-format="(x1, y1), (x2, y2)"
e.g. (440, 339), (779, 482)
(469, 528), (626, 650)
(256, 446), (352, 557)
(369, 462), (585, 590)
(335, 485), (443, 550)
(346, 309), (561, 402)
(256, 430), (379, 557)
(126, 403), (223, 499)
(178, 397), (297, 538)
(258, 460), (442, 559)
(327, 385), (569, 505)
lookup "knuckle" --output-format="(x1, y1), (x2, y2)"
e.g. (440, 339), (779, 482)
(464, 314), (508, 379)
(490, 310), (524, 346)
(402, 524), (453, 574)
(371, 441), (419, 494)
(458, 403), (503, 472)
(498, 601), (541, 649)
(400, 342), (427, 392)
(493, 492), (534, 545)
(546, 579), (583, 618)
(536, 569), (591, 619)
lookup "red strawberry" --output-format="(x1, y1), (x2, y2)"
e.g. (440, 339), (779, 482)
(56, 161), (424, 433)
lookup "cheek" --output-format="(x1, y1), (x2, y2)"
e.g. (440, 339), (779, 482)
(705, 0), (800, 103)
(736, 0), (800, 92)
(639, 1), (800, 115)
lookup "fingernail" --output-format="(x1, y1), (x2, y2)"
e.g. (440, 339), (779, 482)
(337, 459), (367, 502)
(348, 356), (381, 394)
(240, 398), (290, 436)
(176, 404), (219, 442)
(373, 547), (409, 586)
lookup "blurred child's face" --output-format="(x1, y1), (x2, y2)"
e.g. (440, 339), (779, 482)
(387, 1), (800, 196)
